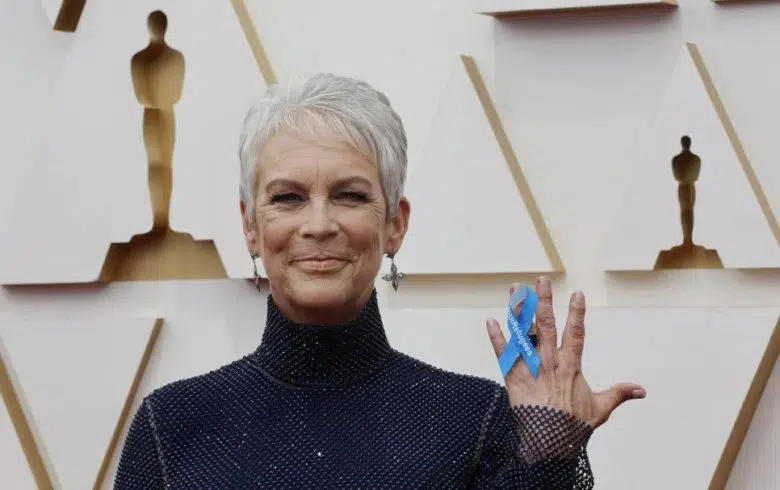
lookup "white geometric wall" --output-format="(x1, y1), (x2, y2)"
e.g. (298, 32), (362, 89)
(400, 55), (563, 275)
(1, 318), (160, 489)
(0, 1), (270, 285)
(2, 0), (779, 489)
(602, 42), (780, 271)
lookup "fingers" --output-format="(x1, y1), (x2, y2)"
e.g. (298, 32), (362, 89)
(509, 284), (524, 317)
(594, 382), (647, 425)
(486, 318), (507, 358)
(560, 291), (586, 369)
(534, 276), (558, 368)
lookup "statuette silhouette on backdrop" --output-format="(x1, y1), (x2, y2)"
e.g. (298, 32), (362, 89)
(654, 135), (723, 270)
(99, 10), (227, 282)
(132, 10), (184, 234)
(674, 135), (700, 245)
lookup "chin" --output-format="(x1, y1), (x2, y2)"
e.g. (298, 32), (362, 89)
(288, 277), (360, 311)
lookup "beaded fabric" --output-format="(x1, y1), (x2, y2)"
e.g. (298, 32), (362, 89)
(114, 290), (595, 489)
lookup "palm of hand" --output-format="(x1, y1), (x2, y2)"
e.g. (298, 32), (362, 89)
(487, 277), (646, 429)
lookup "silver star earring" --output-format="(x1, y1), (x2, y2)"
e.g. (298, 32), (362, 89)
(381, 253), (405, 292)
(251, 253), (264, 291)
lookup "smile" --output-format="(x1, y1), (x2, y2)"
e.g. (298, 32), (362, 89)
(294, 258), (347, 272)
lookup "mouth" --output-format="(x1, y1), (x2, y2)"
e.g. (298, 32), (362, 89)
(292, 257), (348, 273)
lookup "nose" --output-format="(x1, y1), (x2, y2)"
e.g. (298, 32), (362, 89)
(299, 199), (338, 240)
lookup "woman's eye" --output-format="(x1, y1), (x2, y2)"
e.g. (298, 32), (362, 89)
(337, 191), (369, 202)
(271, 193), (303, 204)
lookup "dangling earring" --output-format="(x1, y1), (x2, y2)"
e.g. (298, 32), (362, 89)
(381, 253), (405, 292)
(251, 253), (263, 291)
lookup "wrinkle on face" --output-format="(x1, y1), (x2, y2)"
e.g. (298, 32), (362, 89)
(243, 131), (398, 324)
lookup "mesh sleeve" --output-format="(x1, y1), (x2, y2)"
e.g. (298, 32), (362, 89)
(471, 388), (595, 489)
(113, 400), (166, 490)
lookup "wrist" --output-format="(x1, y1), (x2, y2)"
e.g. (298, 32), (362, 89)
(510, 404), (594, 465)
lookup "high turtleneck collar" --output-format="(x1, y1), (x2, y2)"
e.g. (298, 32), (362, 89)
(253, 289), (393, 388)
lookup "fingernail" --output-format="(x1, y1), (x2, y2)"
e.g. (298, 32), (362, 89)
(573, 290), (584, 304)
(537, 276), (551, 295)
(486, 318), (499, 333)
(510, 286), (527, 304)
(632, 388), (646, 398)
(510, 289), (526, 317)
(513, 302), (524, 317)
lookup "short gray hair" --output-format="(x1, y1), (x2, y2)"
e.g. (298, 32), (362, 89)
(238, 73), (408, 220)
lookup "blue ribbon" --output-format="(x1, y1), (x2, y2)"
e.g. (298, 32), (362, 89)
(497, 285), (541, 379)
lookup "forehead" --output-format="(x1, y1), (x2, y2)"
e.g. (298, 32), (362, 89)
(256, 132), (378, 182)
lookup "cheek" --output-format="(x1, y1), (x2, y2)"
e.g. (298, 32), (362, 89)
(342, 209), (386, 256)
(256, 210), (295, 254)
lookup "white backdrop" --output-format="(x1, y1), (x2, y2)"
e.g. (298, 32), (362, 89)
(1, 0), (779, 489)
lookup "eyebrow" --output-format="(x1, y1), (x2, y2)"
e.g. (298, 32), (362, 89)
(264, 178), (306, 192)
(332, 176), (374, 188)
(264, 176), (374, 191)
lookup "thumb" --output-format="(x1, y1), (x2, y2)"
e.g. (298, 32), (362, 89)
(594, 383), (646, 422)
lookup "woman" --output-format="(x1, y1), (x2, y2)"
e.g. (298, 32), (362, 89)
(114, 73), (645, 489)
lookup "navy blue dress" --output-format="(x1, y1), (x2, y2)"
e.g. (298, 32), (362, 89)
(114, 290), (594, 489)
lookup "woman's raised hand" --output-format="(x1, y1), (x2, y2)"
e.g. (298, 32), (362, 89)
(486, 276), (646, 429)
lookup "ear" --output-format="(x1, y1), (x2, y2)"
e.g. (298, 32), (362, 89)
(240, 200), (260, 256)
(385, 196), (410, 256)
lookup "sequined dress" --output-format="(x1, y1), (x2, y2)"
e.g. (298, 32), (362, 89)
(114, 290), (595, 489)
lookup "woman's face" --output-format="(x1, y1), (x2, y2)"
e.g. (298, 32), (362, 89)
(241, 131), (409, 324)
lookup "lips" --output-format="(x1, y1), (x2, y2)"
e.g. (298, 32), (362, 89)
(292, 256), (347, 263)
(293, 257), (347, 273)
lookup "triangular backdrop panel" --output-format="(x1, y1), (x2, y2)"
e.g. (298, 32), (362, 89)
(384, 306), (779, 490)
(603, 43), (780, 271)
(581, 307), (778, 490)
(0, 0), (266, 284)
(399, 56), (556, 275)
(0, 317), (159, 490)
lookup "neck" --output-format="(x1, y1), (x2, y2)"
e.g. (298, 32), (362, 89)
(268, 288), (376, 326)
(253, 289), (393, 388)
